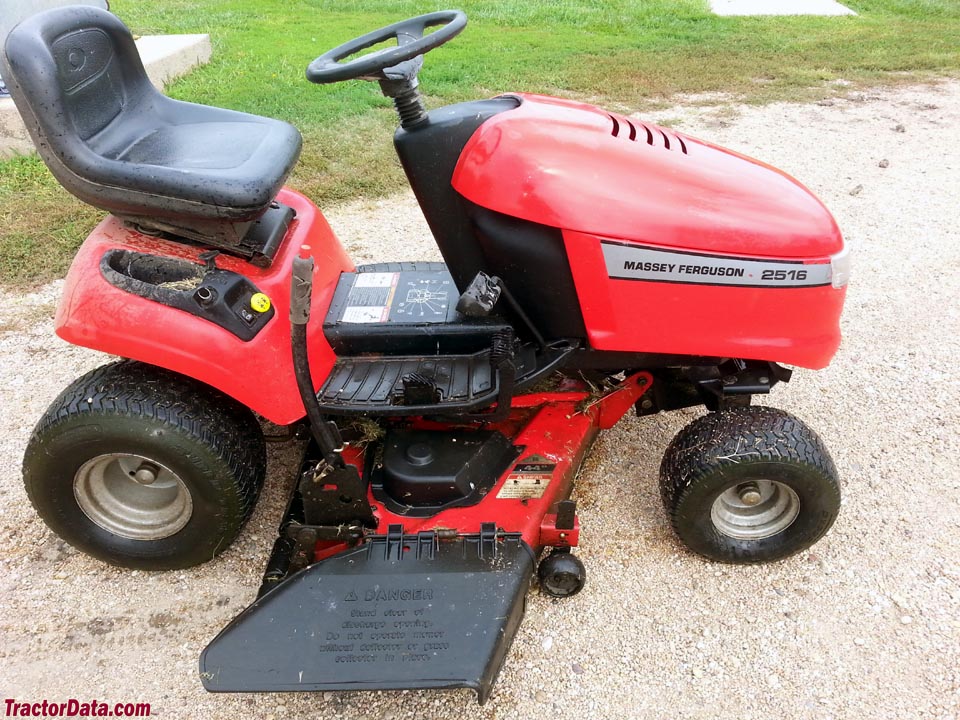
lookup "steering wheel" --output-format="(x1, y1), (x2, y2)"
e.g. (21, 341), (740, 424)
(306, 10), (467, 85)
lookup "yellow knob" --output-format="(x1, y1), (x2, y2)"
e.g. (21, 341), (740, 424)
(250, 293), (271, 313)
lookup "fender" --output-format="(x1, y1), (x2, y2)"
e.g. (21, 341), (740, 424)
(55, 188), (352, 425)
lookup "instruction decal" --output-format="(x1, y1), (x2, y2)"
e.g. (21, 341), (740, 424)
(342, 272), (400, 323)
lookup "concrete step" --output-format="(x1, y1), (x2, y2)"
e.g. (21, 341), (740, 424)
(709, 0), (856, 15)
(1, 33), (211, 158)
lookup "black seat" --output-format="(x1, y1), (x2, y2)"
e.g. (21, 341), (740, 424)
(0, 5), (302, 246)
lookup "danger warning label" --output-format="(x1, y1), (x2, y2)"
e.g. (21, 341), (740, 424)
(496, 462), (556, 499)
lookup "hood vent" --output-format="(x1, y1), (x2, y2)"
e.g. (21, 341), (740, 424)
(608, 113), (688, 155)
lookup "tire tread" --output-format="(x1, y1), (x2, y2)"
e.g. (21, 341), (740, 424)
(659, 406), (840, 563)
(23, 360), (265, 568)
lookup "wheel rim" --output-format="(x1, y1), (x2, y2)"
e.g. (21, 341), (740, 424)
(73, 454), (193, 540)
(710, 480), (800, 540)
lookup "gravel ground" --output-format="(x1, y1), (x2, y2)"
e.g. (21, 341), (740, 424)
(2, 81), (959, 720)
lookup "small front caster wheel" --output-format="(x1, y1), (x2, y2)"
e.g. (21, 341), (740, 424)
(538, 550), (586, 598)
(659, 406), (840, 564)
(23, 361), (266, 570)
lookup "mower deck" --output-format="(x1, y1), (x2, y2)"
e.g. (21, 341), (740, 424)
(201, 374), (653, 702)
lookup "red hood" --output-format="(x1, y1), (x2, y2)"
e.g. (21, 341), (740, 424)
(452, 94), (843, 259)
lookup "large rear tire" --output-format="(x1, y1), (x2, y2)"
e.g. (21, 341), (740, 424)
(23, 360), (266, 570)
(659, 406), (840, 563)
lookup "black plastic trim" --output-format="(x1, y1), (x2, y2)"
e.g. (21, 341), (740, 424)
(394, 97), (586, 342)
(394, 98), (519, 291)
(316, 341), (576, 417)
(372, 429), (522, 517)
(323, 263), (513, 356)
(99, 249), (274, 341)
(238, 202), (296, 267)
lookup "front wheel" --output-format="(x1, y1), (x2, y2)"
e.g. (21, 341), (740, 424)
(23, 360), (266, 570)
(659, 406), (840, 563)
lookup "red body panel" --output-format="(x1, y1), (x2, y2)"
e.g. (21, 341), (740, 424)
(563, 230), (845, 368)
(55, 188), (353, 425)
(453, 93), (843, 258)
(452, 94), (846, 369)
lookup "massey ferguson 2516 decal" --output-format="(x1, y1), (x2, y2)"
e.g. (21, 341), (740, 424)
(602, 240), (832, 288)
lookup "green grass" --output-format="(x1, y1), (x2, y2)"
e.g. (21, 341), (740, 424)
(1, 0), (958, 285)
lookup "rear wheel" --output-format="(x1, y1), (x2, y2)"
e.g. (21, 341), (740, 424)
(23, 360), (266, 570)
(659, 406), (840, 563)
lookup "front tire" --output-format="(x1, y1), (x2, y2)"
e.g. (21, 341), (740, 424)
(23, 360), (266, 570)
(659, 406), (840, 563)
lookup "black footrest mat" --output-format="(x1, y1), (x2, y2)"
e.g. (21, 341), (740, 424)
(200, 529), (535, 704)
(317, 351), (497, 415)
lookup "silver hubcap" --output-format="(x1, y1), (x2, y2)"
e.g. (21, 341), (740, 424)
(710, 480), (800, 540)
(74, 454), (193, 540)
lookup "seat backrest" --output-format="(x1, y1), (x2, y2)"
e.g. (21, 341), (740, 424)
(1, 5), (153, 162)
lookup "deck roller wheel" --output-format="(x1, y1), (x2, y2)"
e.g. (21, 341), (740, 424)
(538, 549), (586, 598)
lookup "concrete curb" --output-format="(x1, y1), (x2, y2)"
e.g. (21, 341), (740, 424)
(709, 0), (856, 15)
(0, 33), (211, 158)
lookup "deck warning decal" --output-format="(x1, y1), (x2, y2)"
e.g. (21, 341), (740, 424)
(497, 461), (556, 499)
(601, 241), (832, 288)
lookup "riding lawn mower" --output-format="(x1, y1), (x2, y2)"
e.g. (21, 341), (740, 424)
(2, 6), (848, 703)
